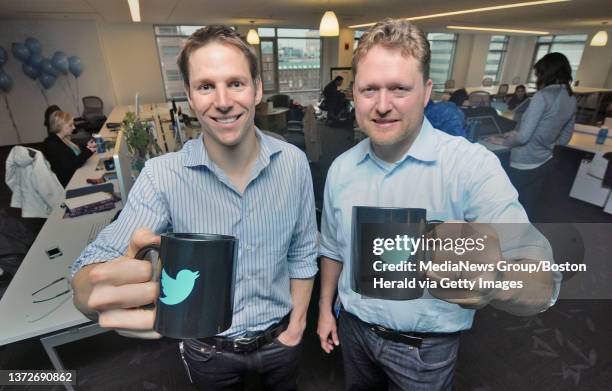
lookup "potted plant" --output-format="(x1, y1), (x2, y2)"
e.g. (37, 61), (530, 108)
(122, 111), (162, 171)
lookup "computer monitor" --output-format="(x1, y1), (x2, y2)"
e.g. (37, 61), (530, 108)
(135, 92), (140, 119)
(112, 131), (135, 201)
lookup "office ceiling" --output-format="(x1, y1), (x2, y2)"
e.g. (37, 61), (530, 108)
(0, 0), (610, 34)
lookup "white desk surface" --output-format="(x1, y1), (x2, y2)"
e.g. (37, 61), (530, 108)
(0, 152), (122, 346)
(572, 87), (612, 94)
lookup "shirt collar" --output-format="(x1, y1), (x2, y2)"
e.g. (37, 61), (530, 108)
(184, 127), (282, 169)
(356, 117), (439, 165)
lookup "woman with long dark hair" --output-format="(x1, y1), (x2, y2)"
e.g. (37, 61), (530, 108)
(488, 52), (576, 219)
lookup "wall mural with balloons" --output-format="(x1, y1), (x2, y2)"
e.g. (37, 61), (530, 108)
(1, 37), (84, 144)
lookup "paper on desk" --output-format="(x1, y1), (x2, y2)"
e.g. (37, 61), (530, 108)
(64, 192), (114, 210)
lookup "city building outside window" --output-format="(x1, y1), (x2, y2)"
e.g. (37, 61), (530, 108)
(154, 25), (207, 100)
(257, 28), (321, 106)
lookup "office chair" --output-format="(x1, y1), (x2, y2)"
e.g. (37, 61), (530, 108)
(444, 79), (455, 89)
(468, 91), (491, 107)
(267, 94), (291, 109)
(494, 84), (509, 101)
(481, 77), (494, 87)
(81, 96), (107, 133)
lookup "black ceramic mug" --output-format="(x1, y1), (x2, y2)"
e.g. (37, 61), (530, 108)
(135, 233), (238, 339)
(351, 206), (441, 300)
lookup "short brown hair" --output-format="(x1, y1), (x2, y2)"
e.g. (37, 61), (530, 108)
(49, 111), (73, 134)
(177, 25), (259, 91)
(352, 18), (430, 82)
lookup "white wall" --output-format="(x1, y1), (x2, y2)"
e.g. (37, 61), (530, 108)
(450, 34), (475, 87)
(501, 36), (537, 85)
(575, 33), (612, 88)
(463, 34), (493, 87)
(98, 23), (165, 106)
(0, 19), (116, 145)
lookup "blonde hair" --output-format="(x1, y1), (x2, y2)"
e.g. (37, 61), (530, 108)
(352, 18), (431, 82)
(49, 111), (73, 134)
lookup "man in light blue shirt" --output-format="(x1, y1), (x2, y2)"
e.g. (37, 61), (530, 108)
(71, 25), (317, 390)
(317, 19), (559, 390)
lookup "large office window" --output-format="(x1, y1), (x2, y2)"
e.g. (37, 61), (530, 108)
(154, 25), (206, 100)
(257, 28), (321, 105)
(354, 30), (366, 50)
(483, 35), (508, 83)
(528, 35), (587, 83)
(427, 33), (457, 88)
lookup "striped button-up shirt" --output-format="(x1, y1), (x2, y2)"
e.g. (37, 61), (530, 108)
(71, 129), (318, 337)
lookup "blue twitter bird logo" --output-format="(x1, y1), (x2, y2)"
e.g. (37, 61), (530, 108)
(160, 268), (200, 305)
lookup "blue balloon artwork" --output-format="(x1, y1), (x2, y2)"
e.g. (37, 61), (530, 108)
(22, 63), (40, 80)
(39, 73), (56, 89)
(25, 37), (42, 55)
(68, 56), (83, 78)
(0, 47), (7, 66)
(0, 69), (13, 93)
(52, 51), (69, 74)
(28, 53), (43, 70)
(40, 58), (59, 77)
(11, 42), (30, 62)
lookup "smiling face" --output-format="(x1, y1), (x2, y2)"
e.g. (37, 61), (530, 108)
(353, 45), (432, 161)
(186, 42), (262, 149)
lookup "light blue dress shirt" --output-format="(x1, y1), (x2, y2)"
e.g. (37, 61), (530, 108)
(320, 118), (559, 333)
(72, 129), (319, 337)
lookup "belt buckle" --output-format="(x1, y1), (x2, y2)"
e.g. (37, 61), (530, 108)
(233, 336), (256, 353)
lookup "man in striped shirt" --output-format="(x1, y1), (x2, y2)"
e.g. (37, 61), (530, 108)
(71, 25), (318, 390)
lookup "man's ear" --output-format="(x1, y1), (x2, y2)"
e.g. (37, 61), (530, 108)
(423, 78), (433, 108)
(254, 77), (263, 105)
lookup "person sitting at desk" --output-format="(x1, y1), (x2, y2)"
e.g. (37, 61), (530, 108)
(487, 53), (576, 219)
(42, 111), (97, 187)
(425, 99), (466, 137)
(322, 75), (347, 121)
(506, 84), (528, 111)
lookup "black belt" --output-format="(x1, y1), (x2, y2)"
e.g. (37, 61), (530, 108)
(197, 315), (289, 353)
(345, 310), (459, 349)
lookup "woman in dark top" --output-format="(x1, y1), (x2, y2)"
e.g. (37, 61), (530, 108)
(506, 85), (528, 110)
(43, 111), (97, 187)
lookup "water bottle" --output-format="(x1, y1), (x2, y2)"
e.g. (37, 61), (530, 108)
(596, 127), (608, 145)
(93, 134), (106, 153)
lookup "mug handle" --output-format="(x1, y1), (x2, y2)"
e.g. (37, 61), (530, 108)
(134, 244), (161, 309)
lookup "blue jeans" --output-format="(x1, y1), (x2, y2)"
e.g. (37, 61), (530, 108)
(180, 337), (302, 391)
(338, 310), (460, 391)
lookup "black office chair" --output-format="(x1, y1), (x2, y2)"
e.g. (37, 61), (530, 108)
(494, 84), (509, 101)
(481, 77), (494, 87)
(267, 94), (291, 109)
(468, 91), (491, 107)
(81, 96), (107, 133)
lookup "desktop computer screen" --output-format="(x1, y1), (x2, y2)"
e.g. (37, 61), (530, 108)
(112, 130), (135, 201)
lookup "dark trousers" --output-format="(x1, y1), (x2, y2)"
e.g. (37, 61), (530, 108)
(179, 338), (301, 391)
(508, 159), (554, 220)
(338, 311), (460, 391)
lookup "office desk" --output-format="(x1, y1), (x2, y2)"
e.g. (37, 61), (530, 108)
(443, 85), (537, 96)
(0, 152), (122, 391)
(256, 107), (289, 134)
(98, 102), (201, 153)
(477, 124), (612, 155)
(573, 87), (612, 124)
